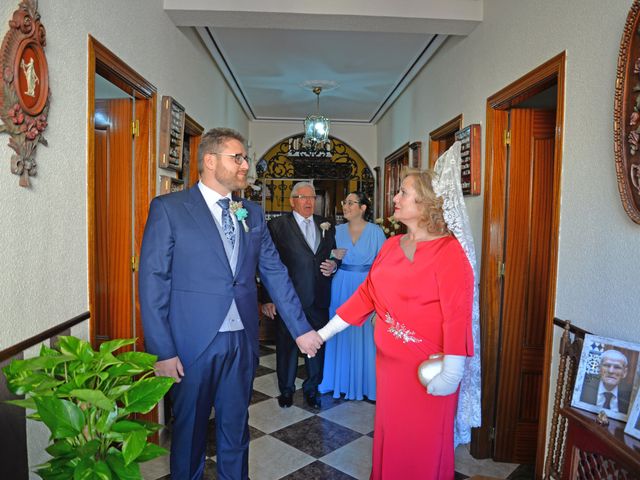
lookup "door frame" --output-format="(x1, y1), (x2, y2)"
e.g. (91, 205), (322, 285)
(470, 52), (565, 477)
(428, 114), (463, 168)
(87, 35), (157, 349)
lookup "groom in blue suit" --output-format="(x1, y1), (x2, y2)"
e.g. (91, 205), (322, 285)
(139, 128), (323, 480)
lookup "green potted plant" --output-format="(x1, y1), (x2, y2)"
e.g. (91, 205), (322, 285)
(2, 336), (174, 479)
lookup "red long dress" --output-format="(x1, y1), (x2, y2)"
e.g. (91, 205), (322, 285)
(337, 235), (474, 480)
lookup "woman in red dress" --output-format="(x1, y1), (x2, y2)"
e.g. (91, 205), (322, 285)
(319, 169), (474, 479)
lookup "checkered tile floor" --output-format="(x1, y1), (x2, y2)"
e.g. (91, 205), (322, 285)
(141, 344), (534, 479)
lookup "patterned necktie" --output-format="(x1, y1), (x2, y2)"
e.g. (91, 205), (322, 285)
(602, 391), (614, 409)
(217, 198), (235, 245)
(303, 218), (314, 250)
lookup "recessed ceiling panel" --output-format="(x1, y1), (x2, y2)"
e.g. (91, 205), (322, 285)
(209, 27), (436, 122)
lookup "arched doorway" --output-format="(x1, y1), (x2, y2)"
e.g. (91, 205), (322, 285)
(245, 134), (374, 224)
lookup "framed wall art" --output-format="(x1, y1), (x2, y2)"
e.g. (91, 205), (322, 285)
(614, 0), (640, 224)
(454, 124), (481, 196)
(159, 175), (184, 195)
(0, 0), (50, 187)
(571, 334), (640, 422)
(159, 96), (185, 171)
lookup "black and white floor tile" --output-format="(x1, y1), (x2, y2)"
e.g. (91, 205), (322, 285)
(141, 344), (534, 480)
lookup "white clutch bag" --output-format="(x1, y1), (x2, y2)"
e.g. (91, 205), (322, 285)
(417, 354), (444, 387)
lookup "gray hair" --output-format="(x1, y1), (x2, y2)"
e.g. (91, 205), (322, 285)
(198, 128), (246, 174)
(601, 349), (628, 367)
(291, 181), (315, 196)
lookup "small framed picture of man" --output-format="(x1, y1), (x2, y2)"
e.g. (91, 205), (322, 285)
(571, 334), (640, 422)
(624, 393), (640, 440)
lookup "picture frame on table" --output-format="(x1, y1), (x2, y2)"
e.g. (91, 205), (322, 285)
(624, 393), (640, 440)
(570, 334), (640, 422)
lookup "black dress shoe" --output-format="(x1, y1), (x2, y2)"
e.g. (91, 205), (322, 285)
(278, 393), (293, 408)
(304, 393), (321, 409)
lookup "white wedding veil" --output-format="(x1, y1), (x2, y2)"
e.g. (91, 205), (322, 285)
(432, 141), (482, 446)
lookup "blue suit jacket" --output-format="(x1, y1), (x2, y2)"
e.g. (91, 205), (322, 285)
(138, 185), (312, 367)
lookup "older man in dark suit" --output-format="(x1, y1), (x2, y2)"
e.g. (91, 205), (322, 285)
(262, 182), (337, 409)
(580, 349), (632, 414)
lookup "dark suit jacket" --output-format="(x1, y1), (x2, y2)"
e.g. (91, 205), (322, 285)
(138, 186), (312, 367)
(265, 213), (336, 328)
(579, 373), (632, 414)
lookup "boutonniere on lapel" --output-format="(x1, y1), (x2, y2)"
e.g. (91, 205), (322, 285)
(229, 200), (249, 232)
(320, 221), (331, 238)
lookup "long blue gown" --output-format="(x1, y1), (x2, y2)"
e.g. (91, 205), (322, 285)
(319, 221), (386, 400)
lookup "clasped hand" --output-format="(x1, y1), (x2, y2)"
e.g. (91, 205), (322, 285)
(296, 330), (323, 357)
(261, 304), (324, 357)
(320, 259), (337, 277)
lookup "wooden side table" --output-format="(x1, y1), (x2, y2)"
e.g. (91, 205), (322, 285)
(561, 406), (640, 479)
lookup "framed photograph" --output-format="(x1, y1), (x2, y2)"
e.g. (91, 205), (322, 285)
(570, 334), (640, 422)
(625, 393), (640, 439)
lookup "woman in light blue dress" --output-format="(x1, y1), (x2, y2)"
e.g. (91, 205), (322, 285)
(319, 191), (386, 400)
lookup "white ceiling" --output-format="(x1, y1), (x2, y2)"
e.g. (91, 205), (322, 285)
(164, 0), (483, 125)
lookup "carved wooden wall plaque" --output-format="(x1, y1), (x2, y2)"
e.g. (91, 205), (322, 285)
(614, 0), (640, 224)
(0, 0), (50, 187)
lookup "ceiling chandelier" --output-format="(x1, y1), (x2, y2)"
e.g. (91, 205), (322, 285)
(302, 86), (330, 149)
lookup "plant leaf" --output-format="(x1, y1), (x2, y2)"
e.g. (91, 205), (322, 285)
(57, 336), (95, 363)
(111, 420), (145, 433)
(99, 339), (136, 355)
(8, 372), (64, 395)
(107, 385), (131, 399)
(95, 406), (119, 434)
(34, 396), (85, 439)
(35, 464), (75, 480)
(116, 351), (156, 369)
(73, 457), (94, 480)
(45, 439), (75, 458)
(4, 354), (73, 375)
(93, 461), (112, 480)
(76, 439), (101, 458)
(122, 429), (147, 466)
(123, 377), (174, 414)
(135, 442), (169, 463)
(70, 389), (115, 411)
(133, 419), (163, 433)
(106, 363), (146, 378)
(95, 353), (121, 370)
(106, 450), (142, 480)
(5, 397), (37, 410)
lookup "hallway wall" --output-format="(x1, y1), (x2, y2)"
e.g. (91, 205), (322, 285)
(377, 0), (638, 341)
(0, 0), (248, 350)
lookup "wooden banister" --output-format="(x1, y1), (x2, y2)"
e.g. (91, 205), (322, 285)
(0, 311), (90, 362)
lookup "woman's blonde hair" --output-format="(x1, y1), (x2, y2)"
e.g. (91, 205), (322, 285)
(401, 168), (449, 236)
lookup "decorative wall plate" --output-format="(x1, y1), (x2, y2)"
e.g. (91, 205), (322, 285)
(0, 0), (50, 187)
(614, 0), (640, 224)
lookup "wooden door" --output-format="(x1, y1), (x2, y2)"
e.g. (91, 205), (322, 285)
(493, 108), (556, 463)
(94, 99), (134, 346)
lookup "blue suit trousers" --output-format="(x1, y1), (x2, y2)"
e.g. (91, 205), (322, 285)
(169, 331), (256, 480)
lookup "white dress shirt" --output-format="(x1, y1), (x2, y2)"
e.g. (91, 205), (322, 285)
(198, 181), (238, 231)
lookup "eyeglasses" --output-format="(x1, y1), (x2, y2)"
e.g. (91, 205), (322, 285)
(291, 195), (317, 200)
(213, 152), (250, 165)
(341, 200), (360, 206)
